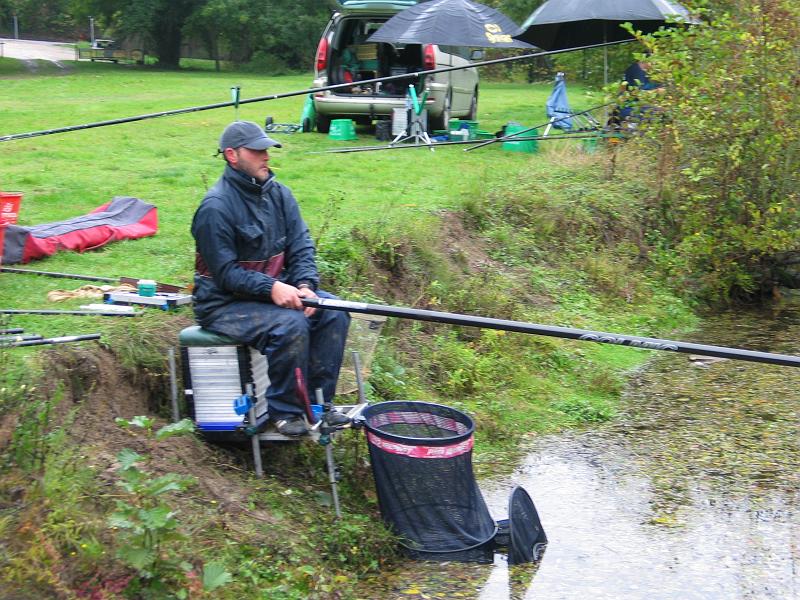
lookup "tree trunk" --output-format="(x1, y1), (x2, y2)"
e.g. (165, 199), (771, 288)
(153, 12), (183, 68)
(154, 26), (181, 67)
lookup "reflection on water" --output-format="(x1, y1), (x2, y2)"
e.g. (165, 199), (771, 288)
(356, 302), (800, 599)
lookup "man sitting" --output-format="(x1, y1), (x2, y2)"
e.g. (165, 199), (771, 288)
(191, 121), (351, 436)
(615, 57), (665, 125)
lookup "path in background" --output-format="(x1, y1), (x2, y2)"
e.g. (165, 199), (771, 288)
(0, 38), (75, 62)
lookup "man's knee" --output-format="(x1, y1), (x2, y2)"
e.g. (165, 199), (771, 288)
(272, 309), (311, 342)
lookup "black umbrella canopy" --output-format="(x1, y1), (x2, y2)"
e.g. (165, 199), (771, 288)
(367, 0), (533, 49)
(514, 0), (696, 49)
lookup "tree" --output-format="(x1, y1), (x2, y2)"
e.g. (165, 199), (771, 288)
(186, 0), (335, 71)
(81, 0), (207, 67)
(640, 0), (800, 302)
(1, 0), (77, 39)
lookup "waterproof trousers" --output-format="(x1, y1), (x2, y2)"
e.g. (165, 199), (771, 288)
(201, 291), (351, 420)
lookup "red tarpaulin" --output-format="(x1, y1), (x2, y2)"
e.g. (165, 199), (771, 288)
(0, 196), (157, 265)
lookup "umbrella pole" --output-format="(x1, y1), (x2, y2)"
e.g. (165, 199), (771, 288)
(603, 25), (609, 124)
(603, 25), (608, 86)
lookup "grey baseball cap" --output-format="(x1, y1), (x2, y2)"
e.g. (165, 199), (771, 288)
(219, 121), (282, 152)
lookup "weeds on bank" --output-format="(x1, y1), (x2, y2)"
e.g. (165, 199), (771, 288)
(111, 416), (232, 597)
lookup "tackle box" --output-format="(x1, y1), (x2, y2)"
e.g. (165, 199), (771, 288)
(179, 325), (269, 440)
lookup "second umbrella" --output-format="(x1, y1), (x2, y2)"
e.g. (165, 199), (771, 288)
(367, 0), (533, 48)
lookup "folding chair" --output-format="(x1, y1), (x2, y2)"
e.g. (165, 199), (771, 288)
(543, 73), (601, 137)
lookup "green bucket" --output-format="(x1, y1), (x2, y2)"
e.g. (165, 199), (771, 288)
(461, 120), (479, 140)
(329, 119), (357, 141)
(582, 137), (600, 154)
(502, 124), (538, 153)
(448, 119), (479, 140)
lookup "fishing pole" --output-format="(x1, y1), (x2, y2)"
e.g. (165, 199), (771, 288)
(0, 267), (185, 292)
(0, 334), (43, 343)
(1, 333), (102, 348)
(0, 40), (633, 143)
(464, 102), (616, 152)
(302, 298), (800, 369)
(317, 131), (615, 154)
(0, 309), (139, 317)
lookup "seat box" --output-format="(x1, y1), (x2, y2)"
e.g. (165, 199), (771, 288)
(180, 327), (269, 437)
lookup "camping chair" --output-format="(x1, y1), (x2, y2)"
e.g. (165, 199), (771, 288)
(543, 73), (601, 137)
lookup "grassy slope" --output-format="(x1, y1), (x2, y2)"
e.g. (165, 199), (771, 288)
(0, 61), (695, 598)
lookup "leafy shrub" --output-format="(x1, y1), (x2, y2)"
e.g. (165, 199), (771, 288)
(640, 0), (800, 302)
(554, 395), (615, 423)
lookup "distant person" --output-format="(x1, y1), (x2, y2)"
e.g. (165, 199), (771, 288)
(191, 121), (351, 437)
(611, 57), (664, 127)
(623, 57), (663, 92)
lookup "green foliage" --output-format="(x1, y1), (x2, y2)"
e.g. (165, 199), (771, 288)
(637, 0), (800, 302)
(369, 350), (408, 400)
(115, 415), (195, 440)
(202, 560), (233, 591)
(107, 417), (219, 593)
(76, 0), (209, 67)
(110, 448), (193, 577)
(4, 383), (59, 473)
(0, 0), (76, 38)
(311, 513), (398, 575)
(185, 0), (335, 69)
(554, 394), (615, 423)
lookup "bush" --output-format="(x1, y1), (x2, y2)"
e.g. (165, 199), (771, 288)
(640, 0), (800, 302)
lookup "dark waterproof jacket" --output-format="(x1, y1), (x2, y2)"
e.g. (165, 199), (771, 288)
(191, 165), (318, 323)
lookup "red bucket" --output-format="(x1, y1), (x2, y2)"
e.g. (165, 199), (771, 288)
(0, 192), (22, 225)
(0, 192), (21, 265)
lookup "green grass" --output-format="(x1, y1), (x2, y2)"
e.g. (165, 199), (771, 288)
(1, 62), (597, 288)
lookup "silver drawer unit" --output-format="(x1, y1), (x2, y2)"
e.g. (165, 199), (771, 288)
(182, 344), (270, 434)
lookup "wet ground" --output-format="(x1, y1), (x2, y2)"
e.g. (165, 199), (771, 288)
(356, 300), (800, 599)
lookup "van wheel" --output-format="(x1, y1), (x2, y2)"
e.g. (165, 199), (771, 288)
(302, 117), (312, 133)
(468, 91), (478, 121)
(316, 115), (331, 134)
(431, 90), (452, 131)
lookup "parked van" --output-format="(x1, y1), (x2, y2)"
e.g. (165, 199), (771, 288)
(312, 0), (480, 133)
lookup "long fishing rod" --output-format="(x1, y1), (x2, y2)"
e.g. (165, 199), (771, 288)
(0, 39), (632, 143)
(1, 267), (121, 283)
(0, 309), (139, 317)
(464, 102), (615, 153)
(0, 334), (43, 343)
(1, 333), (102, 348)
(302, 298), (800, 369)
(0, 267), (185, 292)
(318, 131), (614, 154)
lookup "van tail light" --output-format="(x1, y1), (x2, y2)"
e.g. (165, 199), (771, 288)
(315, 37), (329, 72)
(423, 44), (436, 71)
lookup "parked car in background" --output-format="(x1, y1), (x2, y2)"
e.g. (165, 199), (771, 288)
(312, 0), (481, 133)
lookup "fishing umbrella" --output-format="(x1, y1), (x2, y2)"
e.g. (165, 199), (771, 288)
(513, 0), (696, 81)
(367, 0), (533, 48)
